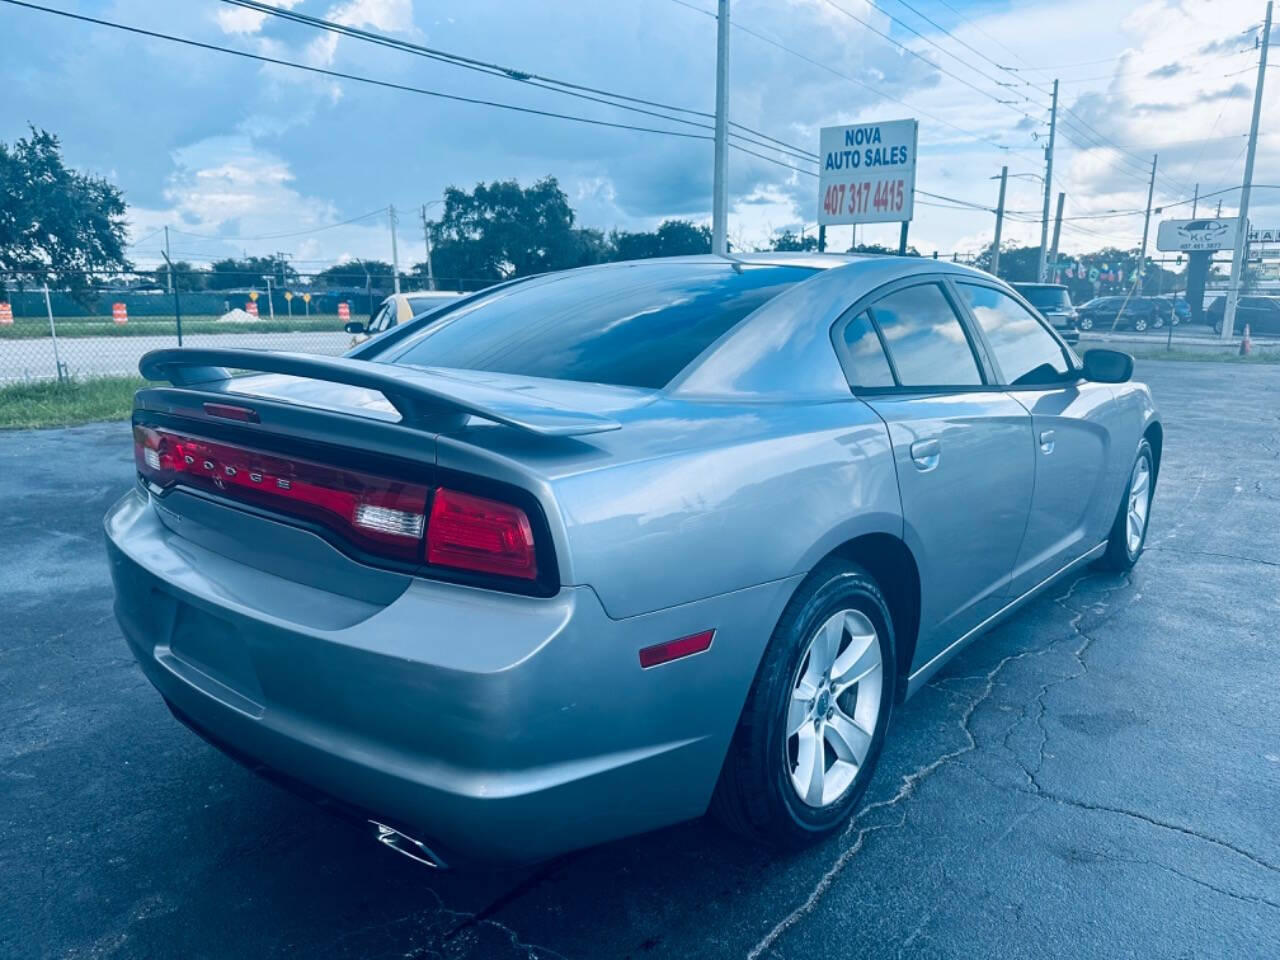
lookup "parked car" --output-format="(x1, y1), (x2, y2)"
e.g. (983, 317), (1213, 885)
(345, 291), (462, 342)
(1076, 295), (1159, 332)
(108, 255), (1160, 867)
(1207, 295), (1280, 335)
(1012, 282), (1078, 332)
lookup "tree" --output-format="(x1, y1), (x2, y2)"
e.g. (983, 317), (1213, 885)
(208, 255), (299, 290)
(770, 230), (818, 252)
(0, 126), (130, 298)
(429, 177), (584, 284)
(608, 219), (712, 260)
(151, 260), (205, 291)
(311, 259), (395, 290)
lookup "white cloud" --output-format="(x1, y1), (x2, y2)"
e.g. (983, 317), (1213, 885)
(215, 0), (304, 35)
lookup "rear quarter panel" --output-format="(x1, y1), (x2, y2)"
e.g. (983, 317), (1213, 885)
(538, 398), (901, 620)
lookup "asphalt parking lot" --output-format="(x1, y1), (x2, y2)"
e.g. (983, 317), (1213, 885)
(2, 358), (1277, 960)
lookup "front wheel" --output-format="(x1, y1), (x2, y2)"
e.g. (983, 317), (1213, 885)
(1099, 440), (1155, 571)
(712, 559), (896, 847)
(1078, 315), (1095, 330)
(1133, 316), (1149, 332)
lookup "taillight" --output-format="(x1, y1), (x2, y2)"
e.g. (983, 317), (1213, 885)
(133, 425), (547, 588)
(427, 487), (538, 580)
(133, 425), (429, 562)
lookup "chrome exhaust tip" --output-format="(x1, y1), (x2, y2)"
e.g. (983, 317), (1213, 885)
(370, 821), (448, 869)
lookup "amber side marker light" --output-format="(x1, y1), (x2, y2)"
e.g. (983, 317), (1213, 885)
(639, 630), (715, 669)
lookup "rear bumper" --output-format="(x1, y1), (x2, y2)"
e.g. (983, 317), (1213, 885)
(105, 488), (795, 865)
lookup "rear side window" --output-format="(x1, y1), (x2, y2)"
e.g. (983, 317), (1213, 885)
(958, 283), (1072, 386)
(866, 284), (983, 387)
(838, 311), (896, 387)
(380, 263), (816, 389)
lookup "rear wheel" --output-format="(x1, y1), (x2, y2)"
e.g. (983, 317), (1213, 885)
(1133, 316), (1149, 332)
(1099, 440), (1155, 571)
(712, 559), (896, 847)
(1078, 315), (1095, 330)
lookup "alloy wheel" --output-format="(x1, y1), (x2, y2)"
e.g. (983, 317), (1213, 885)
(1126, 454), (1152, 555)
(785, 609), (883, 808)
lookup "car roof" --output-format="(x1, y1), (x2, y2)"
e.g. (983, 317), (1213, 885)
(1012, 282), (1066, 289)
(667, 254), (1006, 399)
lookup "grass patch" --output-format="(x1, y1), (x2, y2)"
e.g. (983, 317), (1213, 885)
(0, 315), (346, 339)
(0, 376), (143, 429)
(1127, 347), (1280, 364)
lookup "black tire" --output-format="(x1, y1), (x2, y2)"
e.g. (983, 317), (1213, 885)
(1213, 318), (1224, 335)
(711, 558), (896, 848)
(1099, 439), (1155, 571)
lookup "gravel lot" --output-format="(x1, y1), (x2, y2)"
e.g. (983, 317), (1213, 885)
(2, 358), (1277, 959)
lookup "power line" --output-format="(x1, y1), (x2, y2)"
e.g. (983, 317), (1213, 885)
(169, 206), (391, 242)
(224, 0), (803, 164)
(1, 0), (716, 142)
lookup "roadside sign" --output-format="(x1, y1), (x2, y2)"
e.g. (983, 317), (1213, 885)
(302, 293), (311, 303)
(249, 290), (259, 302)
(112, 302), (128, 324)
(0, 303), (11, 325)
(1156, 217), (1239, 252)
(338, 302), (350, 320)
(1249, 226), (1280, 243)
(818, 119), (918, 226)
(284, 291), (293, 301)
(246, 301), (259, 317)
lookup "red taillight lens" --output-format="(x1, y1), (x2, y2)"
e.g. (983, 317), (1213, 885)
(133, 425), (429, 562)
(426, 487), (538, 580)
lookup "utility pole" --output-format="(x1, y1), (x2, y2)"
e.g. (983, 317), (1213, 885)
(164, 226), (173, 294)
(711, 0), (731, 255)
(420, 205), (437, 291)
(817, 224), (826, 253)
(991, 166), (1008, 278)
(1222, 0), (1271, 340)
(262, 273), (276, 322)
(1191, 182), (1199, 218)
(1037, 79), (1059, 282)
(1137, 154), (1158, 295)
(389, 205), (401, 294)
(1048, 191), (1066, 282)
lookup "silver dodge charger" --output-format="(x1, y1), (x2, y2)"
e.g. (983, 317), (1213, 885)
(105, 254), (1160, 868)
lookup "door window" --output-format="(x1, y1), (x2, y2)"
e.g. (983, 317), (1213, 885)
(837, 311), (896, 387)
(866, 284), (983, 387)
(957, 283), (1073, 386)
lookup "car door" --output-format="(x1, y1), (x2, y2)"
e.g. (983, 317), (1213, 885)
(954, 280), (1123, 596)
(833, 279), (1035, 668)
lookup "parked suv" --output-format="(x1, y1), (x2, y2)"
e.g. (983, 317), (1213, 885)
(1207, 295), (1280, 335)
(1076, 296), (1159, 332)
(1012, 283), (1078, 333)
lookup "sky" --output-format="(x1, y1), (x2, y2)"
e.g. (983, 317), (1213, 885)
(3, 0), (1276, 277)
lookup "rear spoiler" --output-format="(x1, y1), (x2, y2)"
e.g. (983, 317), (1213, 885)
(138, 348), (621, 437)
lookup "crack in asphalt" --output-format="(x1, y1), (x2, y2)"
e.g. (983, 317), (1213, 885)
(1077, 849), (1280, 912)
(1148, 545), (1280, 568)
(746, 559), (1278, 959)
(746, 635), (1056, 959)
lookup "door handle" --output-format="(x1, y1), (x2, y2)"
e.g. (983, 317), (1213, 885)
(910, 437), (941, 471)
(1039, 430), (1056, 454)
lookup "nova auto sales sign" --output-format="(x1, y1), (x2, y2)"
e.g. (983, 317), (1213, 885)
(819, 119), (918, 226)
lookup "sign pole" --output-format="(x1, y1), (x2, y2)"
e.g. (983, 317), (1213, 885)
(897, 221), (909, 256)
(1222, 0), (1271, 340)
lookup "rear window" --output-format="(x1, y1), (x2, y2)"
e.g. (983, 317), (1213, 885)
(379, 263), (815, 389)
(1016, 286), (1071, 310)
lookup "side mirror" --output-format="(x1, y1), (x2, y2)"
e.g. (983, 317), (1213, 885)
(343, 321), (366, 334)
(1082, 348), (1133, 384)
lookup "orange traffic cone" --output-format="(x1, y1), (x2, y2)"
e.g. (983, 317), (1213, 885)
(1240, 324), (1252, 357)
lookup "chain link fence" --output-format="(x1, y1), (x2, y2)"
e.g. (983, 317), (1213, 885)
(0, 276), (480, 385)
